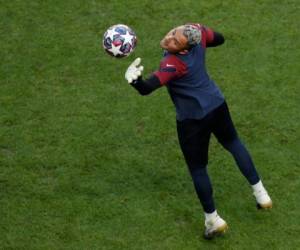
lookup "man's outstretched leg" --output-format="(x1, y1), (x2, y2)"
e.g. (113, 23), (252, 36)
(212, 103), (272, 209)
(222, 137), (272, 209)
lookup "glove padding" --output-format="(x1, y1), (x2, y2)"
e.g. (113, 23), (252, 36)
(125, 57), (144, 84)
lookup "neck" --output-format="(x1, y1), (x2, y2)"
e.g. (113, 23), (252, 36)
(179, 49), (189, 55)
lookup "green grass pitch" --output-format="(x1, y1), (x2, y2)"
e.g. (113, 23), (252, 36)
(0, 0), (299, 249)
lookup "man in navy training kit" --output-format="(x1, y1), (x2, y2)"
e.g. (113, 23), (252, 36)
(124, 23), (272, 239)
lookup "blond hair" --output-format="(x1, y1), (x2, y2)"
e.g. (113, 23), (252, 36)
(182, 25), (202, 48)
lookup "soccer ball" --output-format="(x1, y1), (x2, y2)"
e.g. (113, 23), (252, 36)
(103, 24), (137, 58)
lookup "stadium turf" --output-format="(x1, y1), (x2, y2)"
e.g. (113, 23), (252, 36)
(1, 0), (299, 249)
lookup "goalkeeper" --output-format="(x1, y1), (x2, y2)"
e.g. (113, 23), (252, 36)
(125, 24), (272, 239)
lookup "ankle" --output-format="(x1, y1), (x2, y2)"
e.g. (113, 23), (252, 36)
(204, 210), (218, 222)
(252, 180), (267, 194)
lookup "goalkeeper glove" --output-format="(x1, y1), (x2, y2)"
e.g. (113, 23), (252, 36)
(125, 57), (144, 84)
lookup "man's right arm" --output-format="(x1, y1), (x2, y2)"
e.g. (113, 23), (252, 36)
(202, 26), (225, 47)
(125, 55), (187, 96)
(130, 74), (161, 96)
(190, 23), (225, 48)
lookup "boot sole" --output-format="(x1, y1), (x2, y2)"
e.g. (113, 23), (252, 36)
(204, 223), (229, 240)
(256, 201), (273, 210)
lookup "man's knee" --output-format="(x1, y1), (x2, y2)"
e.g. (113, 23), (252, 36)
(186, 157), (208, 171)
(221, 137), (243, 153)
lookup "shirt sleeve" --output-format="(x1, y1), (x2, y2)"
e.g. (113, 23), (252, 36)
(153, 55), (187, 85)
(130, 74), (161, 96)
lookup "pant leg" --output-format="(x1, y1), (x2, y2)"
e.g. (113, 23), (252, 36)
(211, 102), (260, 185)
(177, 119), (215, 213)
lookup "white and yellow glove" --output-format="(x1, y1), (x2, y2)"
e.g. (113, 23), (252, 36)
(125, 57), (144, 84)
